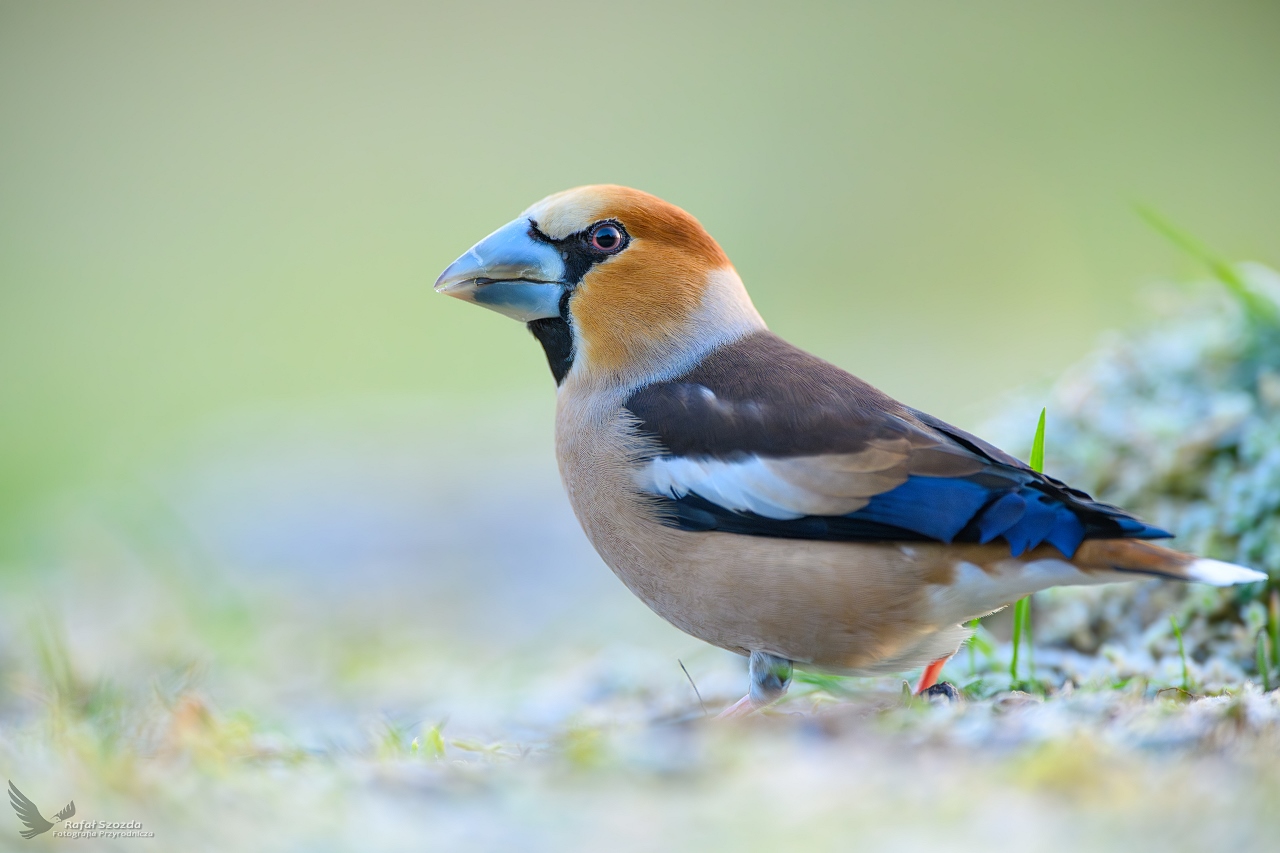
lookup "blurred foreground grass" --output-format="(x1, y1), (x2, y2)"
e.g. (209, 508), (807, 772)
(3, 583), (1280, 852)
(4, 268), (1280, 851)
(4, 560), (1280, 852)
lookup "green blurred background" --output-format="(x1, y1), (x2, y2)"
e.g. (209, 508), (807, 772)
(3, 7), (1280, 847)
(3, 0), (1280, 548)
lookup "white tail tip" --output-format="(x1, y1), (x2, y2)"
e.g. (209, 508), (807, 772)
(1187, 558), (1268, 586)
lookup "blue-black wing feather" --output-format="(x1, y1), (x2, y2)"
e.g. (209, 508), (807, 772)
(626, 332), (1169, 558)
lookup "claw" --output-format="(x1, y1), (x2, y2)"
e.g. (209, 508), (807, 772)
(920, 681), (962, 703)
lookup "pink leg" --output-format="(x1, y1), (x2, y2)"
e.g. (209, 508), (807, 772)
(915, 656), (950, 694)
(717, 651), (793, 718)
(716, 695), (761, 719)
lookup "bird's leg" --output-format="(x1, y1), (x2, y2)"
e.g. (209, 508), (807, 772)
(717, 651), (793, 718)
(914, 656), (949, 694)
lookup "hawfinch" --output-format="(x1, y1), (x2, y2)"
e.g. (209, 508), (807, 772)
(435, 185), (1265, 715)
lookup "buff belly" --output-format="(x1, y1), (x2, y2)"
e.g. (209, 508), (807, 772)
(553, 389), (986, 673)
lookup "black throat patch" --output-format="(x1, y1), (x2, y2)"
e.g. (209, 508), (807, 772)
(527, 314), (574, 385)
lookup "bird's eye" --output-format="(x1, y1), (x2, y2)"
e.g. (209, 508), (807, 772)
(589, 223), (625, 253)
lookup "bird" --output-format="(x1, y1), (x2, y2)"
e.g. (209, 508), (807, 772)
(8, 780), (74, 839)
(434, 185), (1267, 715)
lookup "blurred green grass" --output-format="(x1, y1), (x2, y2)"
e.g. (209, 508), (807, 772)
(5, 559), (1280, 851)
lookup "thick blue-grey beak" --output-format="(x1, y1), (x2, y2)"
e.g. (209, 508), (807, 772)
(434, 217), (567, 322)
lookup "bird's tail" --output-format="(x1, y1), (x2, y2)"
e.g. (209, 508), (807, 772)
(1074, 539), (1267, 586)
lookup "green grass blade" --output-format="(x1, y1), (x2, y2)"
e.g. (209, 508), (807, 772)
(1270, 589), (1279, 671)
(1009, 408), (1046, 688)
(1010, 599), (1026, 686)
(1029, 408), (1046, 474)
(1136, 206), (1280, 327)
(1257, 631), (1272, 693)
(967, 617), (980, 674)
(1171, 615), (1189, 693)
(1024, 598), (1034, 678)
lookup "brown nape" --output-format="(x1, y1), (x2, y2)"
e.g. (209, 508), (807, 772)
(565, 188), (734, 377)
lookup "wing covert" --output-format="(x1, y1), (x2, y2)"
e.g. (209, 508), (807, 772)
(626, 332), (1170, 557)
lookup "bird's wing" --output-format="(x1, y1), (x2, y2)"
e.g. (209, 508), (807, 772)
(8, 781), (53, 837)
(626, 331), (1167, 558)
(54, 801), (75, 821)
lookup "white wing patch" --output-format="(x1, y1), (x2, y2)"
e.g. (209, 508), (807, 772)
(636, 453), (904, 519)
(640, 456), (805, 519)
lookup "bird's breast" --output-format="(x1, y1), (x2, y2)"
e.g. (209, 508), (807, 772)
(550, 383), (968, 671)
(553, 386), (681, 600)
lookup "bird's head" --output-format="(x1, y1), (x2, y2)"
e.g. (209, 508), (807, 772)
(435, 185), (765, 387)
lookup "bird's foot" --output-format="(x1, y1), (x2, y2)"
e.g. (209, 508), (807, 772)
(919, 681), (962, 703)
(717, 651), (793, 719)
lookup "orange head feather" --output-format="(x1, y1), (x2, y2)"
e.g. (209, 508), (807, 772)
(523, 185), (764, 384)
